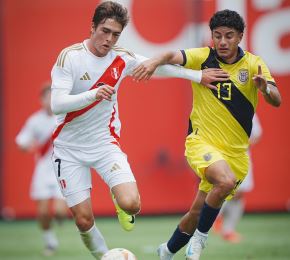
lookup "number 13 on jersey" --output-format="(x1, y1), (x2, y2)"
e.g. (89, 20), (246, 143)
(216, 82), (232, 100)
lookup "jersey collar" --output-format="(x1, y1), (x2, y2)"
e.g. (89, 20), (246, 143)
(214, 46), (245, 64)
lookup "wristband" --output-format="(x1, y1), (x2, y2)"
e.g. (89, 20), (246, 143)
(262, 86), (271, 96)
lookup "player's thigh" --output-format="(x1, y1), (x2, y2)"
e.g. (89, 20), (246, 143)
(205, 160), (236, 185)
(185, 138), (225, 193)
(53, 198), (67, 215)
(35, 199), (50, 215)
(111, 182), (140, 206)
(52, 153), (91, 201)
(225, 153), (249, 199)
(93, 146), (136, 190)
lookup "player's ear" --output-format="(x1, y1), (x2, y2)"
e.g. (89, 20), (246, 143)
(91, 23), (96, 34)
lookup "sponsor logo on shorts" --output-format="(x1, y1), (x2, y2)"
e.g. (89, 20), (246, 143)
(110, 163), (121, 172)
(203, 153), (212, 161)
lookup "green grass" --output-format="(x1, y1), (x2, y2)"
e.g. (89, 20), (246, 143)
(0, 214), (289, 259)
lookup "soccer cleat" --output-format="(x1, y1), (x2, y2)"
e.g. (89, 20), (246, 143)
(222, 231), (242, 243)
(185, 230), (207, 260)
(42, 245), (57, 257)
(112, 194), (135, 231)
(157, 243), (174, 260)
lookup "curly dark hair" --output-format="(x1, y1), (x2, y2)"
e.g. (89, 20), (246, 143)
(209, 9), (245, 33)
(92, 1), (129, 29)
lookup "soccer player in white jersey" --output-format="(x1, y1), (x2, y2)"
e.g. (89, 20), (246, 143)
(16, 85), (67, 256)
(50, 1), (229, 259)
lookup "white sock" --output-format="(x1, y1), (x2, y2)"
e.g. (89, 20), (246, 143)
(222, 199), (244, 234)
(43, 229), (58, 249)
(80, 224), (108, 259)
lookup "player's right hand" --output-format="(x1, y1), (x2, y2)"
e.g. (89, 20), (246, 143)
(96, 85), (115, 101)
(201, 68), (229, 90)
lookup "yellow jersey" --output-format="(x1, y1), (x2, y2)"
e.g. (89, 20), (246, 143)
(183, 47), (275, 155)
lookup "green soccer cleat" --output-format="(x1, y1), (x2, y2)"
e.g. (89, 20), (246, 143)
(112, 194), (135, 231)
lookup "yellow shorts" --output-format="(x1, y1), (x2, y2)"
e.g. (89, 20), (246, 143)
(185, 134), (249, 200)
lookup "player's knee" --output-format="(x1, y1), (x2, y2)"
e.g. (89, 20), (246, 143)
(75, 214), (94, 232)
(119, 195), (141, 215)
(38, 211), (50, 221)
(218, 177), (236, 193)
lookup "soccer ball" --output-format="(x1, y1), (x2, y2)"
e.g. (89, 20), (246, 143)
(101, 248), (137, 260)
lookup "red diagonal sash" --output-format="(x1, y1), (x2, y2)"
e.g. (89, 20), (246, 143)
(52, 55), (125, 141)
(38, 136), (53, 157)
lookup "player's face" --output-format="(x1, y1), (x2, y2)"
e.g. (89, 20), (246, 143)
(89, 18), (123, 57)
(212, 26), (243, 64)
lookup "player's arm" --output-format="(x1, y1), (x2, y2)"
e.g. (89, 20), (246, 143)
(132, 51), (229, 89)
(51, 58), (115, 115)
(253, 65), (281, 107)
(51, 87), (115, 115)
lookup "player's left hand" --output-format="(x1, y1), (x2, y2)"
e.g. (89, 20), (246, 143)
(132, 60), (159, 82)
(253, 65), (267, 94)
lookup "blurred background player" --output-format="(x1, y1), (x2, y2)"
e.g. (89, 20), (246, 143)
(15, 84), (67, 256)
(214, 114), (263, 243)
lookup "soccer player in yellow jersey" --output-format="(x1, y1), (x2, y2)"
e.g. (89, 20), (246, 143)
(133, 9), (282, 260)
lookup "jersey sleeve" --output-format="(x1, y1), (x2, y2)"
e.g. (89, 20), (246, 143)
(50, 51), (98, 115)
(51, 51), (74, 91)
(124, 53), (146, 76)
(183, 47), (210, 70)
(125, 53), (202, 83)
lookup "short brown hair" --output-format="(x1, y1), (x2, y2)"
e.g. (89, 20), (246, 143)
(92, 1), (129, 29)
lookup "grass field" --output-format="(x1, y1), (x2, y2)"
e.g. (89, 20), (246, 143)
(0, 214), (289, 260)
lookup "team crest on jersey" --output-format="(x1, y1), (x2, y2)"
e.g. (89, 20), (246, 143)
(238, 69), (249, 84)
(111, 67), (120, 80)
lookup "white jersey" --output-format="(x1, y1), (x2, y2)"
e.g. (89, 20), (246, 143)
(51, 40), (202, 151)
(51, 40), (144, 150)
(16, 110), (63, 200)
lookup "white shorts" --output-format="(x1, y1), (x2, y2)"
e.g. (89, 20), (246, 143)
(30, 155), (64, 200)
(52, 143), (136, 207)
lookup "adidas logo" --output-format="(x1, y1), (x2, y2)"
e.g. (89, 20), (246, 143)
(110, 163), (121, 172)
(80, 72), (91, 80)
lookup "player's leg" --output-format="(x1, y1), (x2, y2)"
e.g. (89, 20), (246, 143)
(221, 153), (250, 242)
(111, 182), (140, 231)
(158, 190), (206, 260)
(51, 177), (68, 224)
(31, 169), (59, 256)
(52, 149), (108, 259)
(53, 198), (67, 225)
(70, 196), (108, 259)
(221, 192), (244, 243)
(36, 199), (59, 256)
(94, 144), (140, 231)
(186, 160), (236, 260)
